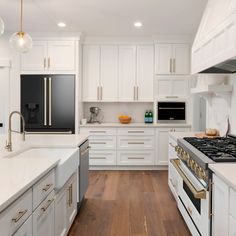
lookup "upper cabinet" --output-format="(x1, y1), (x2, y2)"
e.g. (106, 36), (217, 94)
(21, 40), (76, 73)
(83, 44), (154, 102)
(155, 43), (190, 75)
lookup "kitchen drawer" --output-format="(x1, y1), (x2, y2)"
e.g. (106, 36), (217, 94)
(229, 215), (236, 236)
(230, 188), (236, 219)
(117, 150), (154, 166)
(168, 136), (177, 160)
(33, 169), (55, 210)
(117, 128), (155, 136)
(89, 136), (116, 150)
(168, 160), (180, 201)
(14, 215), (32, 236)
(0, 189), (32, 236)
(117, 136), (154, 150)
(89, 150), (116, 166)
(80, 128), (116, 136)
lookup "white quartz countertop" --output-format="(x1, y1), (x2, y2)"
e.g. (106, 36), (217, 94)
(209, 164), (236, 190)
(80, 122), (192, 128)
(0, 133), (89, 213)
(169, 131), (201, 142)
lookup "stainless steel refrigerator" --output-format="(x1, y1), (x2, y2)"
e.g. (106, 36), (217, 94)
(21, 74), (75, 133)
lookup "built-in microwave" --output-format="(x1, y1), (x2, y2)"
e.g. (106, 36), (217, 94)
(157, 101), (186, 122)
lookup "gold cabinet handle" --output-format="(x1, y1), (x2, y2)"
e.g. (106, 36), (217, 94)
(48, 57), (50, 68)
(44, 58), (46, 69)
(41, 199), (53, 212)
(90, 142), (107, 144)
(128, 131), (144, 133)
(187, 206), (192, 215)
(100, 86), (103, 100)
(173, 58), (176, 73)
(42, 183), (53, 192)
(90, 130), (106, 133)
(128, 157), (145, 160)
(136, 86), (139, 100)
(97, 86), (99, 100)
(90, 157), (106, 160)
(128, 142), (145, 144)
(12, 209), (28, 223)
(170, 159), (206, 199)
(170, 58), (172, 73)
(134, 86), (136, 100)
(68, 184), (73, 207)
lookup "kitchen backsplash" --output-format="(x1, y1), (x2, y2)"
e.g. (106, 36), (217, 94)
(83, 102), (153, 123)
(207, 76), (236, 134)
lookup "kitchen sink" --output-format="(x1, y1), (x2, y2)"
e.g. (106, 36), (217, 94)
(11, 148), (79, 189)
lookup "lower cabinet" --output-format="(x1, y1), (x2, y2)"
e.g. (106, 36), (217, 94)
(54, 172), (77, 236)
(156, 127), (190, 165)
(14, 216), (32, 236)
(33, 191), (55, 236)
(89, 150), (117, 166)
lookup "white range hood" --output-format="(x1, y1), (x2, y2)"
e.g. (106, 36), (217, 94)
(192, 0), (236, 74)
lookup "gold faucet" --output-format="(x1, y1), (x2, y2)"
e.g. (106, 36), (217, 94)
(5, 111), (26, 152)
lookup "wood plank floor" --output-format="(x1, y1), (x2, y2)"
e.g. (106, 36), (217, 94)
(68, 170), (191, 236)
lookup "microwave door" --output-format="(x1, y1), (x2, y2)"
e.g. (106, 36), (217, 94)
(21, 75), (47, 131)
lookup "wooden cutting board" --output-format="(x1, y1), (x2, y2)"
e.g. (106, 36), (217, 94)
(195, 133), (220, 139)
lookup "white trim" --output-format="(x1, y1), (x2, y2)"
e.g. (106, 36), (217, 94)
(89, 165), (168, 171)
(0, 59), (11, 68)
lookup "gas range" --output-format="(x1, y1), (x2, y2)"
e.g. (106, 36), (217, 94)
(176, 134), (236, 188)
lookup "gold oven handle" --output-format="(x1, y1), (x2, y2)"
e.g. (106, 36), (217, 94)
(170, 159), (206, 199)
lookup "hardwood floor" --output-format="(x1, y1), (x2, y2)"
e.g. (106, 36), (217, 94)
(69, 170), (191, 236)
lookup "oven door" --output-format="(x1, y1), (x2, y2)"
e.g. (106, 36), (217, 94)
(171, 159), (210, 236)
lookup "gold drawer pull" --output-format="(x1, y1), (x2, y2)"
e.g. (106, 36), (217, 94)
(128, 131), (144, 133)
(42, 183), (53, 192)
(128, 142), (145, 144)
(128, 157), (145, 160)
(90, 157), (106, 159)
(12, 209), (28, 223)
(41, 199), (53, 212)
(90, 131), (106, 133)
(187, 206), (192, 215)
(90, 142), (107, 144)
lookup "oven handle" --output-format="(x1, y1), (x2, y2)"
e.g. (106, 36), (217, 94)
(170, 159), (206, 199)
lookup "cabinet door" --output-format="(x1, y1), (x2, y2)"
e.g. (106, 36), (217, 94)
(33, 193), (55, 236)
(67, 174), (77, 228)
(136, 45), (154, 101)
(118, 46), (136, 101)
(156, 78), (172, 98)
(47, 41), (75, 71)
(212, 174), (229, 236)
(156, 128), (171, 165)
(82, 45), (100, 101)
(155, 44), (172, 75)
(21, 41), (47, 71)
(100, 45), (118, 101)
(229, 216), (236, 236)
(55, 190), (67, 236)
(14, 216), (32, 236)
(172, 44), (190, 75)
(171, 77), (189, 97)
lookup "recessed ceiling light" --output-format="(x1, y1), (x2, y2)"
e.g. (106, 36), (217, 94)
(134, 22), (143, 28)
(57, 22), (66, 28)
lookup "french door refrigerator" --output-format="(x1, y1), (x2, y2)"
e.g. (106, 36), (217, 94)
(21, 74), (75, 133)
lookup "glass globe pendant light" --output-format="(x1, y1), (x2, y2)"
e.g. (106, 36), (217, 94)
(9, 0), (32, 53)
(0, 17), (4, 35)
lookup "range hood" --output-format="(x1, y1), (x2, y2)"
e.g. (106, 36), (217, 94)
(192, 0), (236, 74)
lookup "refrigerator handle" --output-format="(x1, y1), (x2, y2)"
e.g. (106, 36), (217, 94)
(49, 77), (52, 126)
(44, 77), (47, 126)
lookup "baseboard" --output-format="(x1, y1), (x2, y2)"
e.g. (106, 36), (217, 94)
(89, 166), (168, 170)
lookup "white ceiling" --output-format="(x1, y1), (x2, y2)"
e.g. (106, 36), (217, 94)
(0, 0), (207, 37)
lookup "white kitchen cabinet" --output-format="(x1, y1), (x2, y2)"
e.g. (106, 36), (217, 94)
(212, 174), (229, 236)
(82, 45), (100, 101)
(156, 76), (189, 98)
(229, 216), (236, 236)
(155, 43), (190, 75)
(21, 40), (76, 73)
(118, 45), (136, 101)
(14, 216), (32, 236)
(33, 191), (55, 236)
(136, 45), (154, 101)
(89, 150), (117, 166)
(55, 188), (67, 236)
(66, 173), (77, 228)
(156, 127), (190, 165)
(100, 45), (118, 101)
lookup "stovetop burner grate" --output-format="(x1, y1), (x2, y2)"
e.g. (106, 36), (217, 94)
(183, 137), (236, 162)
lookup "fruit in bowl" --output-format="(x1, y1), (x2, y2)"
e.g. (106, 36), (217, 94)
(118, 115), (132, 124)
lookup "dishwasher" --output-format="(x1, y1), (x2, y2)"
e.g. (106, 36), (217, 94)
(78, 139), (89, 209)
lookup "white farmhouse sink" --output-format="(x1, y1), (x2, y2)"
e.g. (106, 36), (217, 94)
(12, 148), (79, 189)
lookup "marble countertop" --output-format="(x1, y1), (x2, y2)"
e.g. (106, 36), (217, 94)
(80, 122), (192, 128)
(169, 131), (201, 142)
(0, 133), (89, 213)
(209, 164), (236, 190)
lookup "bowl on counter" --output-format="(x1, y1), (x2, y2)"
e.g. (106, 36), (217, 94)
(118, 115), (132, 124)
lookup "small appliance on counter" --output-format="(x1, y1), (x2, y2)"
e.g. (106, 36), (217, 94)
(88, 107), (102, 124)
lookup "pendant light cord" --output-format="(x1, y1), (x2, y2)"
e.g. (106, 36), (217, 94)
(20, 0), (23, 32)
